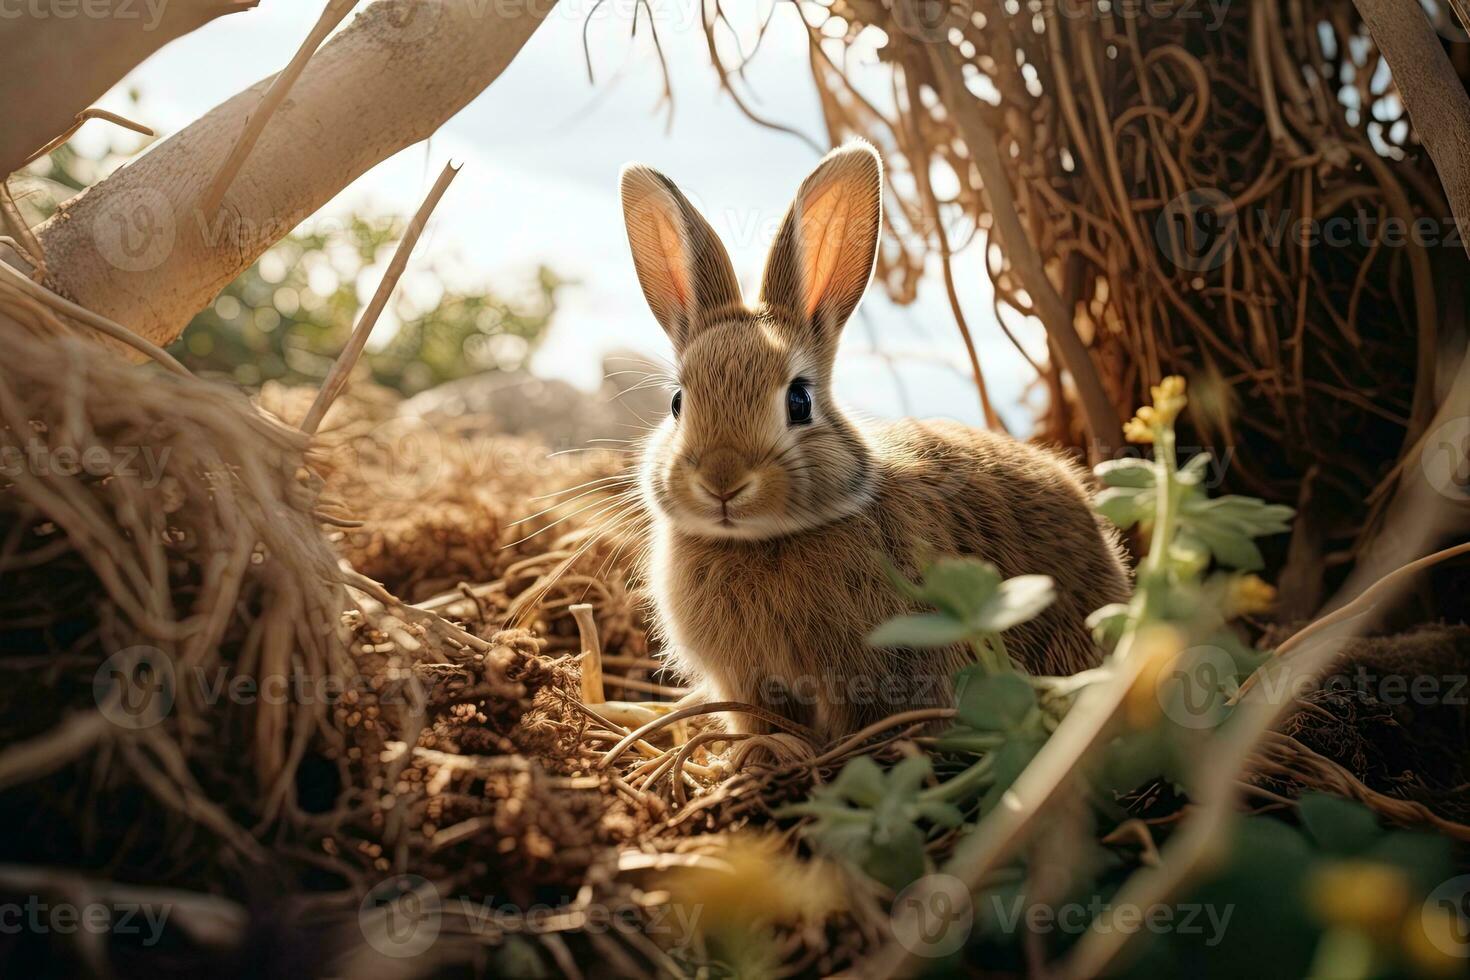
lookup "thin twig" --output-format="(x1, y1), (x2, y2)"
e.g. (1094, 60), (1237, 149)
(199, 0), (358, 217)
(0, 261), (191, 375)
(21, 108), (154, 169)
(301, 160), (460, 435)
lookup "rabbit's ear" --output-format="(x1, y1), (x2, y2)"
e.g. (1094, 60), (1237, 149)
(620, 164), (743, 349)
(760, 141), (882, 340)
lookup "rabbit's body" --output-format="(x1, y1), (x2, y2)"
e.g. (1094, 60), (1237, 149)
(648, 416), (1128, 740)
(618, 142), (1130, 744)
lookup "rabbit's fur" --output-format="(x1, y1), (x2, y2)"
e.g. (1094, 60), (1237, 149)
(619, 141), (1129, 742)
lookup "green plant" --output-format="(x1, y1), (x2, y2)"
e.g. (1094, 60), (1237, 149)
(173, 215), (562, 393)
(783, 379), (1455, 961)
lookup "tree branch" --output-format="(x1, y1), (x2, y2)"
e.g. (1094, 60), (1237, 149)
(1, 0), (257, 176)
(25, 0), (556, 354)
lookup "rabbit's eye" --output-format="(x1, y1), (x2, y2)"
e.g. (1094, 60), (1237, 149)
(671, 389), (683, 419)
(786, 381), (813, 425)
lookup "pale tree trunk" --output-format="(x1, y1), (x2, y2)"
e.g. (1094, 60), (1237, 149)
(0, 0), (257, 176)
(27, 0), (557, 352)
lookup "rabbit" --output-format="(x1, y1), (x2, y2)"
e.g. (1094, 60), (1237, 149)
(618, 140), (1130, 743)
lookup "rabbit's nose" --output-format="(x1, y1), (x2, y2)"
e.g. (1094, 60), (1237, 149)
(696, 477), (752, 504)
(693, 451), (755, 505)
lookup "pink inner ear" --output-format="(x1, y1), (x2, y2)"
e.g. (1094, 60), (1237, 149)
(797, 182), (854, 319)
(650, 202), (693, 313)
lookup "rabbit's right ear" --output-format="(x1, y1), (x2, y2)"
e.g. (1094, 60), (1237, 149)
(620, 165), (743, 350)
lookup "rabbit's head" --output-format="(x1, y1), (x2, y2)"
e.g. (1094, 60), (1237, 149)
(620, 142), (883, 540)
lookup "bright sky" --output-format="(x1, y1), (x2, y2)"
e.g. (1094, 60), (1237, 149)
(87, 0), (1046, 430)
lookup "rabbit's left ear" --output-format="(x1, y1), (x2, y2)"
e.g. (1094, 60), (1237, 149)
(620, 164), (743, 351)
(760, 141), (882, 340)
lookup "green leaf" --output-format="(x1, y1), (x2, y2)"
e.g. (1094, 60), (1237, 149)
(980, 737), (1043, 813)
(829, 756), (888, 806)
(919, 558), (1002, 620)
(973, 575), (1056, 632)
(1168, 530), (1211, 577)
(885, 755), (935, 799)
(1094, 458), (1157, 488)
(1095, 486), (1150, 529)
(1085, 603), (1131, 650)
(1177, 451), (1213, 486)
(955, 672), (1038, 733)
(1188, 521), (1265, 570)
(1297, 793), (1384, 855)
(863, 820), (929, 890)
(913, 800), (967, 828)
(868, 613), (973, 649)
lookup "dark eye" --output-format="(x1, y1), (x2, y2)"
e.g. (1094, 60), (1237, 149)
(786, 380), (813, 425)
(671, 389), (682, 419)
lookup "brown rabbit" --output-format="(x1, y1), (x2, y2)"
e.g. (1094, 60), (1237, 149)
(619, 141), (1129, 743)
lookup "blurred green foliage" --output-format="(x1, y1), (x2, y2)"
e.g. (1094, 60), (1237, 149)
(171, 215), (562, 393)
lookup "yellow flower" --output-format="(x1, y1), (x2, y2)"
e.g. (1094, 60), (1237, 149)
(1123, 624), (1186, 729)
(1307, 861), (1411, 936)
(1228, 574), (1277, 617)
(1124, 376), (1188, 443)
(660, 833), (847, 934)
(1151, 375), (1188, 425)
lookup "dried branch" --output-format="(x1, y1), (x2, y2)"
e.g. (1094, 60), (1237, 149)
(926, 43), (1120, 457)
(301, 160), (459, 435)
(199, 0), (359, 216)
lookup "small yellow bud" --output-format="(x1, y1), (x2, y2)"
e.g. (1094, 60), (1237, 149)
(1150, 376), (1188, 425)
(1307, 861), (1411, 936)
(1123, 624), (1187, 729)
(1124, 417), (1155, 444)
(661, 833), (847, 933)
(1228, 574), (1277, 617)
